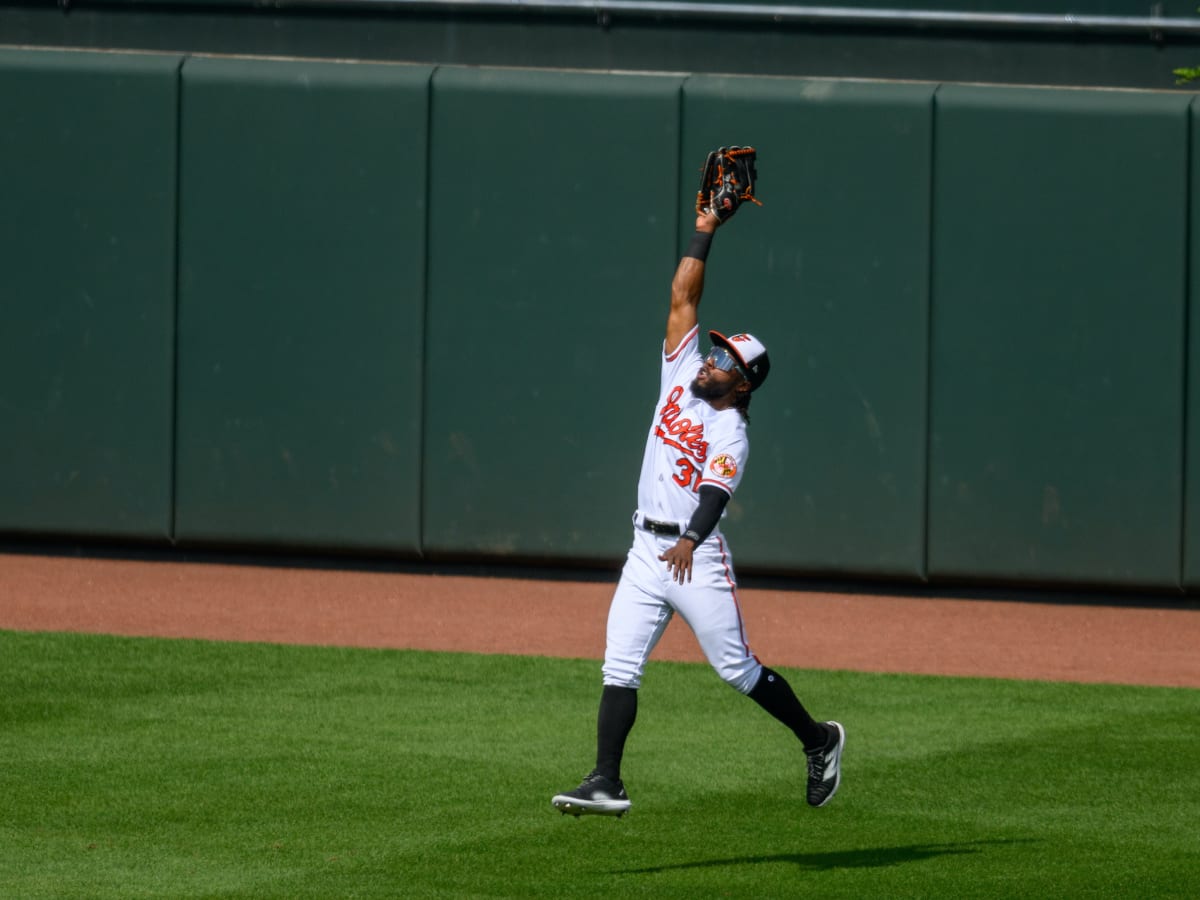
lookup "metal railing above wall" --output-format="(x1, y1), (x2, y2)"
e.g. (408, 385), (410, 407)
(52, 1), (1200, 39)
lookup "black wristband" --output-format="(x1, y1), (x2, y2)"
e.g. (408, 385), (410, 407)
(683, 529), (702, 545)
(683, 230), (713, 262)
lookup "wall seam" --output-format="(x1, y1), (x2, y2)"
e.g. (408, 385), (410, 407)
(921, 83), (941, 585)
(1180, 98), (1193, 594)
(417, 66), (436, 561)
(169, 54), (187, 547)
(677, 74), (688, 257)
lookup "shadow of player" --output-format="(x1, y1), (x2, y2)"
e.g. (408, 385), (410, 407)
(618, 839), (1032, 874)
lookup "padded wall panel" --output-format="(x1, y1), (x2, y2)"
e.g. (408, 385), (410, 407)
(423, 67), (683, 561)
(929, 85), (1189, 588)
(0, 49), (181, 540)
(682, 76), (934, 577)
(175, 57), (431, 553)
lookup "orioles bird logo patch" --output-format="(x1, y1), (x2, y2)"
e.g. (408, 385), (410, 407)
(709, 454), (737, 478)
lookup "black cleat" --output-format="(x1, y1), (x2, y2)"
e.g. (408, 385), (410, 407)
(551, 770), (632, 818)
(806, 721), (845, 807)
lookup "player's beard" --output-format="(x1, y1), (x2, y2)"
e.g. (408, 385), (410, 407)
(690, 375), (726, 403)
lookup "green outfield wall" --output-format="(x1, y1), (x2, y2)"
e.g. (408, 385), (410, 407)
(173, 56), (431, 555)
(3, 47), (1200, 594)
(929, 85), (1190, 588)
(0, 49), (181, 541)
(680, 76), (934, 579)
(421, 67), (683, 563)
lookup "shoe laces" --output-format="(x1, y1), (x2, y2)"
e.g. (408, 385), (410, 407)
(806, 752), (824, 780)
(580, 770), (613, 789)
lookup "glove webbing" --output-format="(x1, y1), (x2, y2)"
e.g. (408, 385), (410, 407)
(719, 148), (763, 207)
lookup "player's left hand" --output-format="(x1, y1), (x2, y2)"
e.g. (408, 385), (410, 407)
(695, 146), (762, 223)
(659, 538), (697, 584)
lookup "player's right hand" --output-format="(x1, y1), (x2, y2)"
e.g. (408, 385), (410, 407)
(659, 538), (697, 584)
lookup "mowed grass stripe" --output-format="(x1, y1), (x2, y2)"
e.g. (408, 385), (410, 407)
(1, 630), (1197, 898)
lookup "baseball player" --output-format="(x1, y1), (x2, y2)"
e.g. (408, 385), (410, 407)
(552, 147), (844, 818)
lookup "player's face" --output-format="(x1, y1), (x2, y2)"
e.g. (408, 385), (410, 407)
(692, 346), (746, 401)
(703, 345), (747, 380)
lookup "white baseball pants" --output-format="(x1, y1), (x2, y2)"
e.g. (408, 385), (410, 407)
(602, 527), (763, 694)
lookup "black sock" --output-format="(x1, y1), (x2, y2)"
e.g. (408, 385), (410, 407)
(748, 666), (826, 751)
(595, 685), (637, 781)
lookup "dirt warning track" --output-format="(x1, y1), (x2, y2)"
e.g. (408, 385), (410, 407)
(2, 551), (1198, 689)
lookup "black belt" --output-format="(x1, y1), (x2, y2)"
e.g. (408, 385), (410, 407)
(641, 518), (680, 537)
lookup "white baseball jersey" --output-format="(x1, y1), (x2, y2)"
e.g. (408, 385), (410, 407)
(634, 323), (749, 531)
(603, 323), (762, 696)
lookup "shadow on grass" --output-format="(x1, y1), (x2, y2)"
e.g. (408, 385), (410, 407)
(619, 839), (1030, 874)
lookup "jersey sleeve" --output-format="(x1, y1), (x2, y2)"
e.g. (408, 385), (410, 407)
(661, 324), (701, 394)
(697, 429), (748, 497)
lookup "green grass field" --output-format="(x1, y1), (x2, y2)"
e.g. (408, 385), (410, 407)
(1, 629), (1197, 898)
